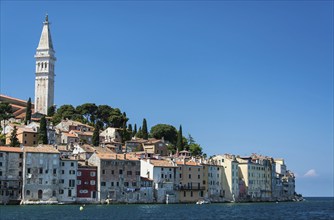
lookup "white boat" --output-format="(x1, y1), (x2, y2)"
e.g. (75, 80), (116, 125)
(196, 199), (210, 205)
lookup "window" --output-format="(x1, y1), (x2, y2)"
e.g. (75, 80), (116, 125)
(119, 170), (123, 174)
(127, 171), (132, 175)
(61, 162), (65, 166)
(68, 189), (72, 197)
(53, 169), (57, 175)
(189, 174), (191, 179)
(90, 180), (95, 185)
(0, 153), (2, 157)
(39, 168), (43, 174)
(183, 191), (186, 197)
(101, 182), (106, 186)
(69, 180), (75, 187)
(135, 171), (140, 176)
(52, 179), (57, 184)
(59, 189), (64, 194)
(198, 175), (200, 179)
(90, 172), (96, 177)
(124, 182), (129, 187)
(19, 171), (22, 177)
(111, 170), (114, 175)
(77, 171), (81, 176)
(0, 162), (2, 166)
(26, 190), (30, 196)
(62, 170), (65, 174)
(39, 178), (43, 184)
(102, 170), (105, 175)
(45, 169), (48, 174)
(179, 174), (182, 178)
(59, 179), (64, 184)
(191, 191), (193, 197)
(71, 162), (74, 167)
(111, 182), (114, 186)
(132, 182), (137, 187)
(0, 171), (2, 176)
(77, 180), (81, 185)
(161, 168), (164, 171)
(161, 174), (164, 178)
(52, 190), (56, 197)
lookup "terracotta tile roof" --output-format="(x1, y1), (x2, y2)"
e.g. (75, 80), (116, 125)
(24, 145), (59, 154)
(64, 132), (77, 138)
(17, 127), (38, 133)
(145, 159), (176, 167)
(0, 146), (23, 153)
(79, 144), (95, 153)
(176, 160), (200, 166)
(57, 145), (71, 152)
(96, 153), (139, 161)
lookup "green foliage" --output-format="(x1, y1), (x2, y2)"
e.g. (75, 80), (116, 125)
(92, 123), (100, 147)
(38, 116), (48, 144)
(0, 102), (13, 130)
(47, 105), (56, 117)
(25, 97), (32, 125)
(136, 126), (143, 138)
(76, 103), (98, 124)
(150, 124), (177, 144)
(177, 125), (183, 151)
(10, 126), (20, 147)
(186, 135), (203, 156)
(133, 124), (137, 137)
(52, 104), (76, 125)
(142, 118), (148, 140)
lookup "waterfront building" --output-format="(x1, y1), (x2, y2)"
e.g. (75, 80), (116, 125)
(211, 154), (239, 202)
(34, 15), (56, 115)
(22, 145), (60, 204)
(140, 158), (178, 203)
(203, 163), (224, 202)
(175, 160), (205, 203)
(125, 138), (148, 153)
(88, 153), (143, 203)
(76, 162), (97, 203)
(58, 158), (78, 203)
(0, 146), (23, 204)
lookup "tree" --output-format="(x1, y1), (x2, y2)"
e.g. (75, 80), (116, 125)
(109, 108), (126, 128)
(9, 126), (20, 147)
(38, 116), (48, 144)
(47, 105), (56, 117)
(96, 105), (113, 127)
(92, 123), (100, 147)
(25, 97), (32, 125)
(76, 103), (98, 124)
(133, 124), (137, 137)
(136, 126), (143, 138)
(142, 118), (148, 140)
(187, 135), (203, 156)
(176, 125), (183, 151)
(0, 102), (13, 130)
(150, 124), (177, 144)
(52, 104), (81, 125)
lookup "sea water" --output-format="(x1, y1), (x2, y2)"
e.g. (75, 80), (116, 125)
(0, 197), (333, 220)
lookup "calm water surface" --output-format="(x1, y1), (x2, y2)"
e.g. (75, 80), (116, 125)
(0, 197), (333, 220)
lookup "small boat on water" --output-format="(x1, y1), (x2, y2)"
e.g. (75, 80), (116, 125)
(196, 199), (210, 205)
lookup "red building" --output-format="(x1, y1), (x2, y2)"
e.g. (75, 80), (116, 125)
(77, 163), (97, 202)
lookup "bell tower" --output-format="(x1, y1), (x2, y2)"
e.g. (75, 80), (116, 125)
(34, 14), (56, 115)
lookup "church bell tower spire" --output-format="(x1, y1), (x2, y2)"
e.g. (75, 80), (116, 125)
(34, 14), (56, 115)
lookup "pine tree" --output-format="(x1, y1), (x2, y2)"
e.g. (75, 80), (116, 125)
(25, 97), (32, 125)
(47, 105), (56, 117)
(177, 125), (183, 151)
(38, 116), (48, 144)
(92, 123), (100, 147)
(142, 118), (148, 140)
(10, 126), (20, 147)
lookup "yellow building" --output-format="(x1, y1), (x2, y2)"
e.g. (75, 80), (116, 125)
(6, 127), (38, 146)
(176, 160), (204, 203)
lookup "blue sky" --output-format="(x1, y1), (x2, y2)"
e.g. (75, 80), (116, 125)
(1, 1), (333, 197)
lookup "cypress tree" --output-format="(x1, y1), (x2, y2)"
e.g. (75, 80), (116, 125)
(25, 97), (32, 125)
(38, 116), (48, 144)
(177, 125), (183, 151)
(10, 126), (20, 147)
(142, 118), (148, 140)
(133, 124), (137, 137)
(136, 126), (143, 138)
(92, 123), (100, 147)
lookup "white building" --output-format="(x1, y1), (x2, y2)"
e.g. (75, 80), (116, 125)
(140, 158), (178, 203)
(34, 15), (56, 115)
(22, 145), (60, 204)
(58, 158), (78, 203)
